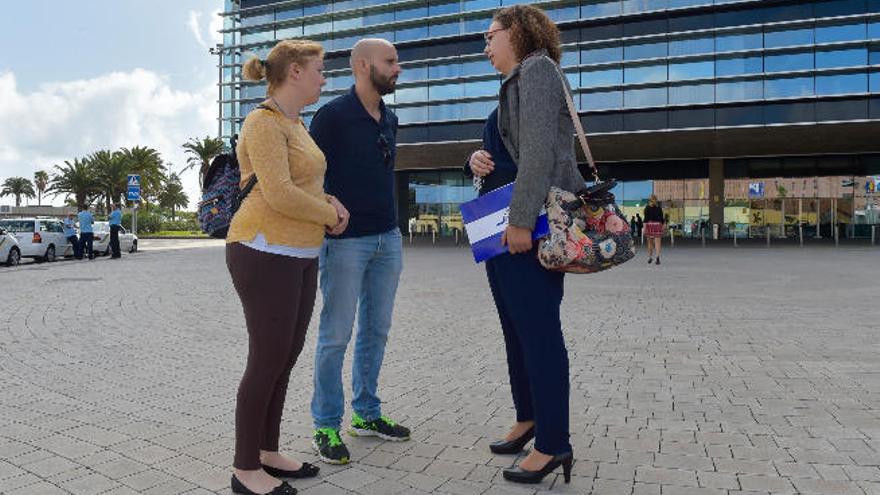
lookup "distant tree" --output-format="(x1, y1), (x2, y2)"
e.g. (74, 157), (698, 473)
(48, 159), (100, 210)
(90, 150), (129, 212)
(182, 136), (225, 185)
(34, 170), (49, 205)
(1, 177), (36, 207)
(158, 173), (189, 221)
(119, 146), (165, 202)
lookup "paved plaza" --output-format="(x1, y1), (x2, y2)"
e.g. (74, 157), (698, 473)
(1, 240), (879, 494)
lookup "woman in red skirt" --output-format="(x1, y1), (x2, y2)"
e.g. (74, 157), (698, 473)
(643, 195), (665, 265)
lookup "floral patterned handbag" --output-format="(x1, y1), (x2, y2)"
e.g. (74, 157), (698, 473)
(537, 59), (636, 273)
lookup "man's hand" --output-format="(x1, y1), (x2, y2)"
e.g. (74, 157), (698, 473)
(501, 225), (532, 254)
(326, 195), (350, 236)
(468, 150), (495, 177)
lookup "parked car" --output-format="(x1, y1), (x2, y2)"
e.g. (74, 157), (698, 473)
(0, 218), (74, 262)
(92, 221), (139, 255)
(0, 226), (21, 266)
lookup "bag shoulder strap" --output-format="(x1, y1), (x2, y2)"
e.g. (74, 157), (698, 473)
(543, 56), (600, 183)
(237, 103), (275, 202)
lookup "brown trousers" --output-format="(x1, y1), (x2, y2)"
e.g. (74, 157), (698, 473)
(226, 243), (318, 470)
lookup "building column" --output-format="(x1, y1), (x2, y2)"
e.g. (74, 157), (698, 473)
(395, 171), (410, 235)
(709, 158), (724, 228)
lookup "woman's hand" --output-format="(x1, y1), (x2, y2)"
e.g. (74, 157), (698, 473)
(501, 225), (532, 254)
(469, 150), (495, 177)
(326, 195), (350, 235)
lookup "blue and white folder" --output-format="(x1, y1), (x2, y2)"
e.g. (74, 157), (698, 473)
(460, 182), (549, 263)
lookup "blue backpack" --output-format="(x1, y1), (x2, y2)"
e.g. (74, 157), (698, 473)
(197, 136), (258, 239)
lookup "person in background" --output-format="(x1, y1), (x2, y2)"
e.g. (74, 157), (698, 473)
(630, 215), (637, 235)
(108, 203), (122, 259)
(644, 195), (665, 265)
(77, 208), (94, 260)
(635, 213), (644, 239)
(63, 213), (80, 259)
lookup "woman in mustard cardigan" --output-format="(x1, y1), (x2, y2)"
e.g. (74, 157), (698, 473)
(226, 40), (349, 495)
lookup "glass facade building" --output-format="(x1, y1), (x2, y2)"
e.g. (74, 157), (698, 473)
(218, 0), (880, 240)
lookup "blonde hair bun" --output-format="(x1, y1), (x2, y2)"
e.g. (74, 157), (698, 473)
(242, 56), (267, 81)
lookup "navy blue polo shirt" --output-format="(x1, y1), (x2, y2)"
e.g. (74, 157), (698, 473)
(310, 86), (398, 239)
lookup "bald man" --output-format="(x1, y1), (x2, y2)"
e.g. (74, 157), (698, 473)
(309, 38), (409, 465)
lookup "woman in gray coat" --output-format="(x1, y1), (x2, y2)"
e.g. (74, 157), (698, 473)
(465, 5), (581, 485)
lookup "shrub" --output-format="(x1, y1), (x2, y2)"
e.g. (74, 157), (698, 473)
(122, 210), (162, 234)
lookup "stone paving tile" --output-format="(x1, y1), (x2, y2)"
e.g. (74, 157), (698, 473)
(0, 472), (46, 493)
(2, 244), (880, 493)
(737, 474), (796, 493)
(12, 481), (70, 495)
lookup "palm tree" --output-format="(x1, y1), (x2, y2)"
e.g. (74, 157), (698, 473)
(90, 150), (129, 212)
(182, 136), (226, 185)
(119, 146), (165, 203)
(1, 177), (36, 207)
(34, 170), (49, 206)
(48, 159), (100, 210)
(158, 173), (189, 221)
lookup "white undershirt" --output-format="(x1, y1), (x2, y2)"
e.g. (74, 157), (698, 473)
(241, 233), (320, 259)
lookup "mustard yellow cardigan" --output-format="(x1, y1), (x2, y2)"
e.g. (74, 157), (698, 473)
(227, 99), (338, 248)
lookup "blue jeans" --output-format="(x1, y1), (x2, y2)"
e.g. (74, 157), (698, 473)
(311, 228), (403, 430)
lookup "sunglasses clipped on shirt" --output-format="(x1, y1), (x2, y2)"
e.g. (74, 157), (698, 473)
(377, 132), (393, 170)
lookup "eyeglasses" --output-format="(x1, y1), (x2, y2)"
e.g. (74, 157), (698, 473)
(377, 132), (392, 169)
(484, 27), (508, 44)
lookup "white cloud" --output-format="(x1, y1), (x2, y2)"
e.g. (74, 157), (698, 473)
(188, 10), (207, 48)
(0, 70), (216, 208)
(189, 9), (223, 49)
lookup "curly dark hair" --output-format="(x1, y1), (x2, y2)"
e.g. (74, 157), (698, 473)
(492, 5), (561, 64)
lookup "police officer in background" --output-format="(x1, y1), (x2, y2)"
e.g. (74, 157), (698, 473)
(108, 203), (123, 259)
(63, 213), (80, 259)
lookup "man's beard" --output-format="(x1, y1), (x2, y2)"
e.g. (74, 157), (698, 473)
(369, 65), (397, 95)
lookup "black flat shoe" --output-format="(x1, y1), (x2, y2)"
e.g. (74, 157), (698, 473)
(262, 462), (320, 479)
(489, 426), (535, 455)
(231, 475), (297, 494)
(502, 452), (573, 484)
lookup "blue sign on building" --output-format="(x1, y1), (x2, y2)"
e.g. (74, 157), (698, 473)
(127, 174), (141, 201)
(748, 182), (765, 198)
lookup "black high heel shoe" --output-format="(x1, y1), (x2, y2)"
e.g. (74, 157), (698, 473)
(261, 462), (320, 479)
(231, 475), (297, 494)
(489, 426), (535, 455)
(502, 451), (573, 484)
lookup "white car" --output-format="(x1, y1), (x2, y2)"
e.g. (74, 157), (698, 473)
(92, 221), (139, 255)
(0, 225), (21, 266)
(0, 218), (74, 262)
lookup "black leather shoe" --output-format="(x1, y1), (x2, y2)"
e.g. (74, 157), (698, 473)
(489, 426), (535, 455)
(502, 452), (573, 484)
(231, 475), (297, 494)
(262, 462), (320, 479)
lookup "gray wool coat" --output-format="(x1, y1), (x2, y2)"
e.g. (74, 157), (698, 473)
(498, 50), (586, 229)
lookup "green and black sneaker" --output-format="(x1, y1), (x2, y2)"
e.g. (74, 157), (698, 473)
(349, 413), (411, 442)
(312, 428), (350, 465)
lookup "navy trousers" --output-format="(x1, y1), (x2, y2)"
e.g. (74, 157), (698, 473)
(79, 233), (94, 259)
(67, 235), (80, 259)
(485, 247), (571, 455)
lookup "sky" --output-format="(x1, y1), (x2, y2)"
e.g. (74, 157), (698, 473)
(0, 0), (223, 208)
